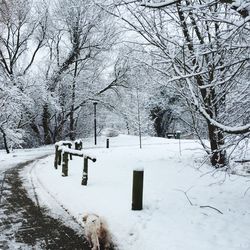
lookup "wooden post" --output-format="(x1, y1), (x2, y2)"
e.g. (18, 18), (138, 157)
(54, 145), (59, 169)
(81, 157), (88, 185)
(58, 150), (62, 165)
(62, 152), (69, 177)
(75, 140), (82, 150)
(132, 170), (144, 210)
(175, 131), (181, 139)
(69, 144), (73, 160)
(106, 138), (109, 148)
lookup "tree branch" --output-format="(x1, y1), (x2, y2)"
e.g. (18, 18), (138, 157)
(140, 0), (179, 8)
(200, 205), (223, 214)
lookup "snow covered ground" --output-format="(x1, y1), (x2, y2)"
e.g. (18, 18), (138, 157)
(0, 146), (53, 172)
(18, 135), (250, 250)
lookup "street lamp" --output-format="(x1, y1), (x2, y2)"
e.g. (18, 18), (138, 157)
(93, 102), (98, 145)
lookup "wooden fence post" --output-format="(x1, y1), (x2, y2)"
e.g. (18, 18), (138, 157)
(69, 144), (72, 160)
(81, 157), (88, 185)
(54, 145), (59, 169)
(75, 140), (83, 150)
(175, 131), (181, 139)
(58, 150), (62, 165)
(132, 169), (144, 210)
(62, 152), (69, 177)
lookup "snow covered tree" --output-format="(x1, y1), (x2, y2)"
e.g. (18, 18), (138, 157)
(134, 0), (250, 18)
(104, 0), (250, 166)
(0, 0), (48, 152)
(32, 0), (125, 144)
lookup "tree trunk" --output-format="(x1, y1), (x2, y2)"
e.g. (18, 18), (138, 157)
(0, 128), (10, 154)
(207, 122), (226, 167)
(29, 120), (42, 143)
(69, 109), (75, 140)
(176, 2), (226, 167)
(69, 61), (77, 141)
(126, 121), (130, 135)
(42, 104), (52, 145)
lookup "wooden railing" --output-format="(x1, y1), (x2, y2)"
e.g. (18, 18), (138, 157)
(54, 140), (96, 185)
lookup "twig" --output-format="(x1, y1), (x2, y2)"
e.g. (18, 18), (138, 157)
(199, 205), (223, 214)
(175, 188), (195, 206)
(175, 188), (223, 215)
(235, 159), (250, 163)
(244, 186), (250, 196)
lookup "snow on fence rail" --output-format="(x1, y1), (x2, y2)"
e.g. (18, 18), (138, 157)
(54, 140), (96, 186)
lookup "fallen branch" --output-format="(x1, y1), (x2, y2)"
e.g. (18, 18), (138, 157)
(234, 159), (250, 163)
(175, 188), (223, 214)
(244, 186), (250, 196)
(200, 205), (223, 214)
(175, 188), (195, 206)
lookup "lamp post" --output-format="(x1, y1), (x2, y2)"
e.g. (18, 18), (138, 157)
(93, 102), (97, 145)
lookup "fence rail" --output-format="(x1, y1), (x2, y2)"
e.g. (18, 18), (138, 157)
(54, 140), (96, 185)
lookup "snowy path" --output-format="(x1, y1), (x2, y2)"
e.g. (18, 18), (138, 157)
(0, 156), (91, 249)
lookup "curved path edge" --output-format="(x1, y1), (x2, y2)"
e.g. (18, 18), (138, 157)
(0, 155), (90, 250)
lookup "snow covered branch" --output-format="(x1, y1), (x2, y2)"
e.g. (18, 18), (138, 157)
(140, 0), (179, 8)
(139, 0), (250, 17)
(186, 78), (250, 135)
(224, 0), (250, 17)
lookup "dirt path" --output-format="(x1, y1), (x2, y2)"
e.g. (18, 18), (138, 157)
(0, 158), (90, 250)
